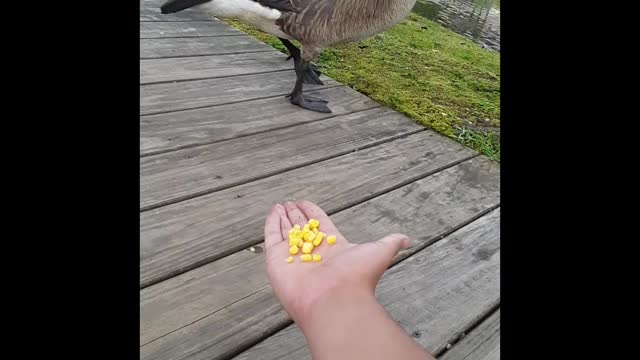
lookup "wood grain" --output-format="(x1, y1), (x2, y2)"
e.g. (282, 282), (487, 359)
(140, 0), (211, 22)
(139, 155), (497, 348)
(141, 207), (500, 360)
(140, 71), (337, 115)
(140, 9), (213, 22)
(141, 107), (419, 210)
(140, 21), (242, 39)
(439, 309), (500, 360)
(140, 37), (274, 59)
(140, 131), (478, 345)
(138, 6), (501, 360)
(140, 86), (381, 156)
(141, 51), (292, 84)
(140, 131), (479, 288)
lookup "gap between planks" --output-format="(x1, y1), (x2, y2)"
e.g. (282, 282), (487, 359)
(140, 50), (276, 60)
(139, 150), (499, 355)
(437, 307), (501, 360)
(140, 107), (426, 212)
(140, 104), (383, 157)
(140, 35), (246, 40)
(140, 150), (481, 289)
(140, 71), (340, 115)
(139, 133), (487, 289)
(141, 68), (292, 86)
(139, 83), (342, 117)
(140, 85), (381, 157)
(141, 207), (501, 360)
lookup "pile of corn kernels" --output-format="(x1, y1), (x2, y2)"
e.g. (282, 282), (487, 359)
(286, 218), (337, 263)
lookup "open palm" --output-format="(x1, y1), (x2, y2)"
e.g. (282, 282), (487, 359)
(264, 201), (410, 324)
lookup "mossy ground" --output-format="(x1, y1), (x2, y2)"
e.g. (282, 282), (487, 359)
(222, 13), (500, 161)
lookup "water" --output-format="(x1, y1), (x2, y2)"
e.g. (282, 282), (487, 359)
(412, 0), (500, 52)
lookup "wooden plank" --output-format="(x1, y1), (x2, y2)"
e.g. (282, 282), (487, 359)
(140, 86), (381, 156)
(231, 209), (500, 360)
(140, 71), (338, 115)
(141, 107), (417, 210)
(140, 51), (291, 84)
(141, 206), (500, 360)
(140, 9), (213, 22)
(139, 153), (496, 346)
(140, 21), (242, 39)
(439, 309), (500, 360)
(140, 131), (481, 288)
(140, 37), (274, 59)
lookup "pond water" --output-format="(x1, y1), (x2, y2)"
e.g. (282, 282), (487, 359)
(412, 0), (500, 52)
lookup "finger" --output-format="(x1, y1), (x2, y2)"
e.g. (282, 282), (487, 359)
(357, 233), (410, 283)
(276, 204), (293, 239)
(264, 204), (284, 250)
(284, 201), (308, 227)
(373, 233), (410, 263)
(296, 200), (347, 243)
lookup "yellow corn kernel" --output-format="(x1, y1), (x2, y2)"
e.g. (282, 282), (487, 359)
(304, 231), (316, 242)
(312, 228), (318, 234)
(289, 245), (299, 255)
(288, 233), (301, 246)
(303, 224), (310, 232)
(293, 224), (301, 231)
(302, 242), (314, 254)
(313, 232), (325, 246)
(327, 235), (337, 245)
(286, 256), (293, 263)
(297, 238), (304, 247)
(309, 219), (320, 229)
(312, 254), (322, 262)
(300, 254), (312, 262)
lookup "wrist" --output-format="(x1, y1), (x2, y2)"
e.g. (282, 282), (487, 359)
(295, 285), (378, 335)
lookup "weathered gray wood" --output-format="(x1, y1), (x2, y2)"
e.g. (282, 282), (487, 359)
(139, 154), (496, 347)
(439, 309), (500, 360)
(140, 71), (338, 115)
(140, 246), (269, 346)
(142, 286), (288, 360)
(139, 0), (218, 22)
(231, 209), (500, 360)
(140, 37), (274, 59)
(140, 21), (243, 39)
(140, 9), (213, 22)
(140, 86), (381, 156)
(140, 132), (480, 288)
(140, 51), (291, 84)
(138, 9), (501, 360)
(141, 207), (500, 360)
(141, 107), (418, 210)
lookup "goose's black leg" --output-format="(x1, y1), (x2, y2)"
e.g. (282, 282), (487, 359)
(279, 38), (323, 85)
(288, 59), (331, 113)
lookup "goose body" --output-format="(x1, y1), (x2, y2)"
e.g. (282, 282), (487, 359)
(161, 0), (416, 112)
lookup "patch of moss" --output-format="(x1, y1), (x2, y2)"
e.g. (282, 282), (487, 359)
(222, 13), (500, 161)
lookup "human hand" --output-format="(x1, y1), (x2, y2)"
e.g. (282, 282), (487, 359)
(264, 201), (410, 327)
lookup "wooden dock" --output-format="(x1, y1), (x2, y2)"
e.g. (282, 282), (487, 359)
(140, 0), (500, 359)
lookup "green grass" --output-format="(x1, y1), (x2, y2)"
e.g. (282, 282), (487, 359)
(455, 126), (500, 161)
(222, 13), (500, 161)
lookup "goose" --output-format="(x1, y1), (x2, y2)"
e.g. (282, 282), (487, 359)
(160, 0), (417, 113)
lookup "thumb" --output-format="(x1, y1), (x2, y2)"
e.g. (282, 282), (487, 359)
(357, 233), (410, 284)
